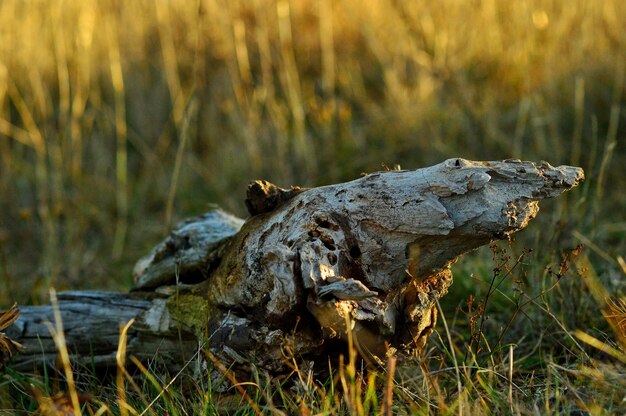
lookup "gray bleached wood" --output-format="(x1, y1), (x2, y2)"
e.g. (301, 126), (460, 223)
(7, 291), (198, 372)
(133, 209), (244, 291)
(7, 159), (584, 376)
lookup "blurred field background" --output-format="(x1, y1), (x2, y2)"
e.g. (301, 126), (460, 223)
(0, 0), (624, 412)
(0, 0), (623, 303)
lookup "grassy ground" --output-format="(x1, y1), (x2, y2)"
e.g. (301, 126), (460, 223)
(0, 0), (624, 413)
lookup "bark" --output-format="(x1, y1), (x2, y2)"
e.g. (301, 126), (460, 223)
(6, 159), (584, 377)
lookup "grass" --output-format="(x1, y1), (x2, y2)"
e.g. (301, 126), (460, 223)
(2, 246), (624, 414)
(0, 0), (624, 413)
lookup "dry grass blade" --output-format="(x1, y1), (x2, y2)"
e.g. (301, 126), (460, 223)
(0, 303), (24, 368)
(380, 355), (397, 416)
(46, 289), (82, 416)
(116, 319), (135, 416)
(204, 350), (263, 416)
(604, 297), (626, 348)
(573, 330), (626, 364)
(0, 304), (20, 330)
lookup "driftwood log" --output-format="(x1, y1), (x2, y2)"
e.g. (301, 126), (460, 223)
(6, 159), (583, 379)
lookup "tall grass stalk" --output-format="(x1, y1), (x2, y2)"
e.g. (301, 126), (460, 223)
(46, 289), (82, 415)
(116, 319), (134, 416)
(106, 14), (129, 261)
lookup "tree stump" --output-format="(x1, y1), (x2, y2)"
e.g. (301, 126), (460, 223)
(6, 159), (584, 379)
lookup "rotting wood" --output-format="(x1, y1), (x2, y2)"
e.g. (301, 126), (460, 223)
(7, 159), (584, 380)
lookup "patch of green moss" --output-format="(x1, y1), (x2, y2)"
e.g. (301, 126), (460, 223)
(166, 294), (211, 335)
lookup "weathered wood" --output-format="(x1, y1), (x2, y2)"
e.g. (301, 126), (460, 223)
(133, 209), (244, 291)
(7, 159), (584, 378)
(245, 180), (306, 216)
(6, 291), (198, 372)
